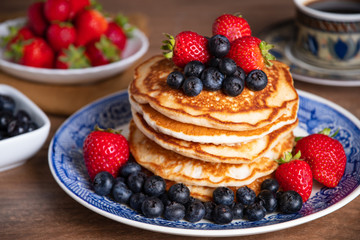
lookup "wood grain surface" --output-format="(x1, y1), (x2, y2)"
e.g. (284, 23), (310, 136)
(0, 0), (359, 239)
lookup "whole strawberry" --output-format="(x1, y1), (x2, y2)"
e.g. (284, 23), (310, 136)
(162, 31), (210, 68)
(55, 45), (90, 69)
(86, 36), (121, 66)
(275, 152), (313, 202)
(2, 26), (34, 49)
(75, 9), (108, 46)
(44, 0), (70, 22)
(294, 129), (346, 188)
(212, 14), (251, 42)
(68, 0), (91, 19)
(46, 22), (77, 52)
(83, 126), (130, 180)
(227, 36), (275, 74)
(27, 1), (48, 36)
(6, 37), (54, 68)
(105, 14), (132, 51)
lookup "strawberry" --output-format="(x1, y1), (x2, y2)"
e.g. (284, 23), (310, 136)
(212, 14), (251, 42)
(27, 2), (48, 36)
(46, 22), (77, 52)
(5, 37), (54, 68)
(2, 26), (34, 49)
(44, 0), (70, 22)
(85, 36), (121, 66)
(294, 129), (347, 188)
(83, 126), (130, 180)
(162, 31), (211, 68)
(227, 36), (275, 73)
(55, 44), (90, 69)
(75, 9), (108, 46)
(105, 14), (132, 51)
(68, 0), (91, 19)
(275, 152), (313, 202)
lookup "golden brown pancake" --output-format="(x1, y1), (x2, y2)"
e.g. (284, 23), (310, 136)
(130, 95), (298, 144)
(132, 111), (297, 164)
(129, 55), (299, 131)
(129, 121), (294, 188)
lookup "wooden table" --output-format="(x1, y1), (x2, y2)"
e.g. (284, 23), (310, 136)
(0, 0), (359, 239)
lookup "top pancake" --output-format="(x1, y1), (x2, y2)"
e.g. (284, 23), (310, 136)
(129, 55), (299, 131)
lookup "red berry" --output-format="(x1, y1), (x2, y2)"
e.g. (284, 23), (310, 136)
(85, 36), (121, 66)
(68, 0), (91, 19)
(55, 45), (90, 69)
(46, 22), (77, 52)
(27, 2), (48, 36)
(75, 9), (108, 46)
(162, 31), (210, 68)
(83, 127), (130, 180)
(227, 36), (275, 74)
(294, 130), (346, 188)
(105, 21), (127, 51)
(44, 0), (70, 22)
(275, 152), (313, 202)
(212, 14), (251, 42)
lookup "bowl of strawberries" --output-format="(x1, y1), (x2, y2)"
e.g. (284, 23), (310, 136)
(0, 0), (149, 84)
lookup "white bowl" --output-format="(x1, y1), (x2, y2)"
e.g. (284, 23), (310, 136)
(0, 84), (50, 172)
(0, 18), (149, 85)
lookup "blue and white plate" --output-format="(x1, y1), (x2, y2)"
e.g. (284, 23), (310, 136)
(48, 90), (360, 237)
(259, 20), (360, 87)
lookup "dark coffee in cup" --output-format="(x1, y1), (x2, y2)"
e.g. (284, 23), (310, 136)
(305, 0), (360, 14)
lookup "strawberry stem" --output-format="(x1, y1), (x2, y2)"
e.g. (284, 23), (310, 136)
(259, 41), (276, 67)
(277, 151), (301, 164)
(161, 33), (175, 59)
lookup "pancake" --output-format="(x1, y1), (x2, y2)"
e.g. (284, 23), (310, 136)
(129, 121), (294, 188)
(132, 110), (297, 164)
(129, 95), (298, 144)
(129, 55), (299, 131)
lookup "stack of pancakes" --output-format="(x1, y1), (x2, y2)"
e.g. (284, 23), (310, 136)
(128, 55), (299, 201)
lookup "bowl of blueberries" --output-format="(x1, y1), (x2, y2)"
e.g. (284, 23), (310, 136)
(0, 84), (50, 172)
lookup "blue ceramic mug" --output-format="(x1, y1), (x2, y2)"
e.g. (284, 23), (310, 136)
(293, 0), (360, 69)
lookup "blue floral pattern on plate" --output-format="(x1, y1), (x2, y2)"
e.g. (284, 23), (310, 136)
(48, 90), (360, 237)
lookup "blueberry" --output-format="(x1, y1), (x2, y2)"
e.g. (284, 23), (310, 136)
(163, 201), (186, 221)
(208, 35), (230, 58)
(231, 202), (244, 219)
(201, 67), (225, 91)
(222, 76), (245, 97)
(245, 69), (268, 91)
(203, 201), (216, 221)
(26, 121), (38, 132)
(143, 175), (166, 197)
(141, 196), (164, 218)
(185, 200), (205, 223)
(213, 204), (234, 224)
(184, 60), (205, 77)
(232, 67), (246, 81)
(213, 187), (234, 206)
(7, 119), (28, 137)
(16, 110), (31, 123)
(127, 171), (147, 193)
(129, 192), (147, 212)
(167, 71), (185, 89)
(0, 95), (15, 112)
(182, 76), (203, 97)
(112, 181), (132, 204)
(261, 178), (280, 193)
(120, 161), (142, 178)
(278, 190), (303, 214)
(93, 171), (115, 196)
(159, 193), (172, 206)
(219, 58), (237, 76)
(257, 189), (277, 213)
(184, 196), (202, 208)
(0, 111), (13, 131)
(245, 202), (266, 221)
(168, 183), (191, 204)
(236, 186), (256, 205)
(207, 57), (221, 68)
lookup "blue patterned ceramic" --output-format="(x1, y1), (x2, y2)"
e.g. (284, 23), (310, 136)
(48, 90), (360, 237)
(259, 20), (360, 87)
(293, 0), (360, 69)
